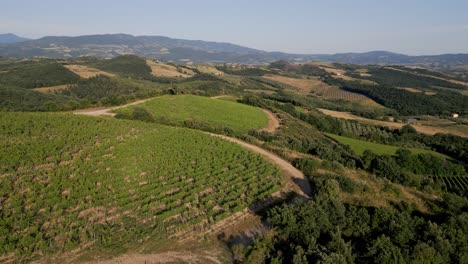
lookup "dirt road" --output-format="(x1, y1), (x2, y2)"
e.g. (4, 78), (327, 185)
(209, 133), (310, 197)
(260, 109), (281, 133)
(73, 98), (155, 117)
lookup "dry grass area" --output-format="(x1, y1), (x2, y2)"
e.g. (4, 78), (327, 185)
(263, 74), (383, 108)
(275, 148), (436, 213)
(263, 74), (326, 94)
(332, 74), (378, 85)
(319, 66), (346, 75)
(244, 89), (276, 95)
(194, 65), (224, 76)
(327, 169), (437, 213)
(146, 60), (195, 78)
(399, 87), (436, 95)
(63, 65), (114, 78)
(32, 84), (69, 93)
(318, 108), (468, 137)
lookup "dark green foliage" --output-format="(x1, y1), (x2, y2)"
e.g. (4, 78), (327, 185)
(93, 55), (152, 78)
(362, 149), (467, 193)
(60, 75), (162, 105)
(331, 79), (468, 115)
(269, 60), (328, 76)
(0, 86), (80, 111)
(364, 67), (467, 90)
(131, 107), (155, 122)
(245, 175), (468, 263)
(0, 62), (80, 88)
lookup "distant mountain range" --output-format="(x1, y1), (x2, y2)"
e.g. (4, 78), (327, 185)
(1, 33), (468, 66)
(0, 33), (30, 44)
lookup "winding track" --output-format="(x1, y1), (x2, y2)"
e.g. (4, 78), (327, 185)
(70, 97), (310, 264)
(74, 97), (308, 195)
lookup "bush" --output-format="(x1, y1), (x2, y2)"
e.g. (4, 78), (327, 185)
(131, 107), (155, 122)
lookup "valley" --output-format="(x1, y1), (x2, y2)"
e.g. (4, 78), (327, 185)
(1, 53), (468, 263)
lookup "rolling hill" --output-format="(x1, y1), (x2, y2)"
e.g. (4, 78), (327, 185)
(2, 34), (468, 66)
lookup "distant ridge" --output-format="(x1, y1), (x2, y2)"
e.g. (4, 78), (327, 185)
(0, 33), (468, 66)
(0, 33), (31, 44)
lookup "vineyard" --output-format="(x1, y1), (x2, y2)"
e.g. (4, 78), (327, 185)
(432, 175), (468, 193)
(114, 94), (269, 133)
(325, 133), (446, 157)
(0, 112), (282, 263)
(262, 74), (383, 108)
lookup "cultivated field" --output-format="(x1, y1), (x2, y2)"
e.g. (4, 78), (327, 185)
(63, 65), (115, 78)
(114, 95), (269, 133)
(325, 133), (447, 157)
(263, 74), (383, 108)
(0, 112), (282, 263)
(318, 108), (468, 138)
(146, 60), (195, 78)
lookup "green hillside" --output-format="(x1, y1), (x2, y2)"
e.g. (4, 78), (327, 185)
(0, 112), (281, 262)
(114, 94), (269, 133)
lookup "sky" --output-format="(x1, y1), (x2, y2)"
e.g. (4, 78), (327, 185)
(1, 0), (468, 55)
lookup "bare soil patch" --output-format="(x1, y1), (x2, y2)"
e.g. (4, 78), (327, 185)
(64, 65), (114, 78)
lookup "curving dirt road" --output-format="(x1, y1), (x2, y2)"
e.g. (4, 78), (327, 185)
(73, 98), (155, 116)
(209, 133), (311, 197)
(260, 109), (281, 133)
(75, 98), (307, 195)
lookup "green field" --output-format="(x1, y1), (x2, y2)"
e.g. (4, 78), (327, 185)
(325, 133), (447, 157)
(114, 94), (269, 133)
(0, 112), (281, 262)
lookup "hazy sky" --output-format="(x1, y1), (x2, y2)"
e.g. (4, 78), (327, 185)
(1, 0), (468, 55)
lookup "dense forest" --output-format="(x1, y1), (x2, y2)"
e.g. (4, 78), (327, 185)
(243, 176), (468, 263)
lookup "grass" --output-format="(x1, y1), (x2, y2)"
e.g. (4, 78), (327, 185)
(325, 133), (447, 158)
(114, 95), (269, 133)
(0, 112), (281, 263)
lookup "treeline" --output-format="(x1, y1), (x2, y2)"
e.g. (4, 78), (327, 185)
(242, 175), (468, 263)
(295, 111), (468, 164)
(0, 86), (81, 112)
(330, 79), (468, 115)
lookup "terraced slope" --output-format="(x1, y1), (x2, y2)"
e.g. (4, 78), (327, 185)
(0, 112), (282, 263)
(114, 95), (269, 133)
